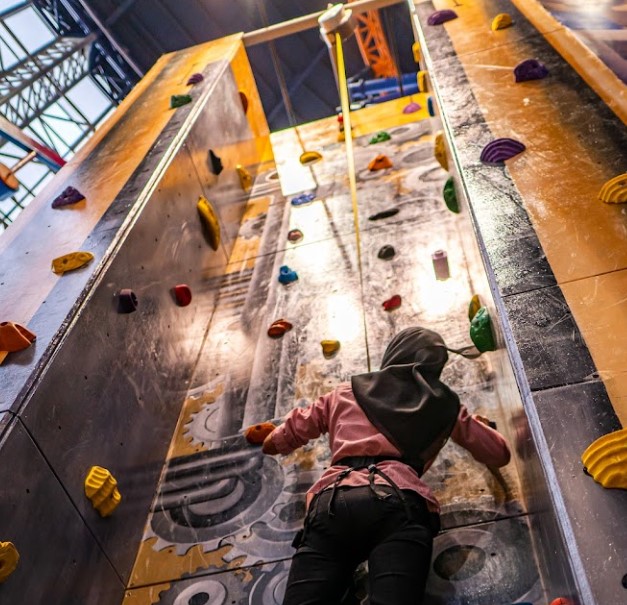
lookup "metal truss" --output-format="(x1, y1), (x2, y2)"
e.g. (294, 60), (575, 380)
(352, 8), (398, 78)
(0, 33), (96, 127)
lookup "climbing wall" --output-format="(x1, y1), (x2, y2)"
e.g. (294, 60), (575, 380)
(0, 36), (271, 603)
(123, 98), (542, 605)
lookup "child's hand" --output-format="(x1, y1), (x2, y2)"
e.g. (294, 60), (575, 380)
(262, 432), (279, 455)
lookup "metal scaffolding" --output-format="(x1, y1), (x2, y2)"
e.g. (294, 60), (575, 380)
(0, 0), (140, 231)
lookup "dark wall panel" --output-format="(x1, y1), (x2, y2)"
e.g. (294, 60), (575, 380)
(0, 419), (124, 604)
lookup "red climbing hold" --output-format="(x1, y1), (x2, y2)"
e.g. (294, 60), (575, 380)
(382, 294), (402, 311)
(173, 284), (192, 307)
(267, 319), (293, 338)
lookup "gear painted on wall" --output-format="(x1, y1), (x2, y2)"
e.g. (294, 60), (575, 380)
(222, 467), (321, 562)
(425, 516), (539, 604)
(154, 568), (259, 605)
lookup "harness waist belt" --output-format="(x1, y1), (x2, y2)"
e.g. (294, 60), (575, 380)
(335, 456), (402, 468)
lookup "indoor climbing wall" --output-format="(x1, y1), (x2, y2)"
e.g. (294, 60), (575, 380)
(0, 36), (271, 603)
(123, 98), (542, 605)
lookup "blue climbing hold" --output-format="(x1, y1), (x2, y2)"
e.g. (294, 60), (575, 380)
(427, 96), (435, 117)
(278, 265), (299, 284)
(291, 192), (316, 206)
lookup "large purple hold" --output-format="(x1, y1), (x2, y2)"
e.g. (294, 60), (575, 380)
(51, 186), (85, 208)
(187, 73), (204, 85)
(480, 138), (526, 164)
(427, 9), (458, 25)
(514, 59), (549, 83)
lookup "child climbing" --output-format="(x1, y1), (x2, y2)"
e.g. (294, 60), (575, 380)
(261, 326), (511, 605)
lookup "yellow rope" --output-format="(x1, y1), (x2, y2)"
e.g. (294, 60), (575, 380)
(335, 32), (370, 370)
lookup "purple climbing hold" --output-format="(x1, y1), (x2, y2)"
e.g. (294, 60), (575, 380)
(480, 138), (526, 165)
(427, 9), (458, 26)
(291, 192), (316, 206)
(187, 73), (204, 85)
(514, 59), (549, 83)
(51, 186), (85, 208)
(403, 102), (421, 114)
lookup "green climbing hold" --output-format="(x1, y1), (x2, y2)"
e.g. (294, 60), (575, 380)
(443, 177), (459, 213)
(369, 131), (391, 144)
(170, 94), (192, 109)
(470, 307), (496, 352)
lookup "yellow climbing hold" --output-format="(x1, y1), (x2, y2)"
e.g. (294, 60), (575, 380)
(417, 71), (428, 93)
(51, 251), (94, 275)
(236, 164), (253, 192)
(299, 151), (322, 165)
(468, 294), (482, 321)
(321, 339), (340, 358)
(0, 542), (19, 583)
(598, 173), (627, 204)
(197, 196), (221, 251)
(582, 428), (627, 489)
(412, 41), (421, 64)
(434, 132), (448, 171)
(491, 13), (513, 30)
(85, 466), (122, 517)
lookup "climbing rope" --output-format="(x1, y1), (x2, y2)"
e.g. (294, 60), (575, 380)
(334, 32), (371, 372)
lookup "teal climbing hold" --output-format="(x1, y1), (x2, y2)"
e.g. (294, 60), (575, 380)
(427, 96), (435, 117)
(470, 307), (496, 352)
(443, 177), (460, 213)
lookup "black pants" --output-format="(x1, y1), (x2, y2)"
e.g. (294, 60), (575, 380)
(282, 486), (437, 605)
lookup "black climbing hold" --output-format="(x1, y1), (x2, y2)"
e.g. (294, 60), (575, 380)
(208, 150), (223, 176)
(369, 208), (399, 221)
(239, 91), (249, 114)
(377, 245), (396, 260)
(118, 289), (138, 314)
(622, 573), (627, 589)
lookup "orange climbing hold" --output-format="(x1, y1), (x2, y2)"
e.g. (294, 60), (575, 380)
(0, 322), (36, 365)
(368, 155), (392, 171)
(244, 422), (276, 445)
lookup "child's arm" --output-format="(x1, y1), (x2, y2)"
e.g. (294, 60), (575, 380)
(450, 405), (511, 467)
(262, 393), (330, 456)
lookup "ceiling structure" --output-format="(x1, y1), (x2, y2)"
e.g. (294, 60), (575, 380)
(80, 0), (417, 130)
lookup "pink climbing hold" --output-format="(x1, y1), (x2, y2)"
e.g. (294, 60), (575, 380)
(403, 102), (421, 114)
(427, 9), (458, 25)
(480, 138), (526, 164)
